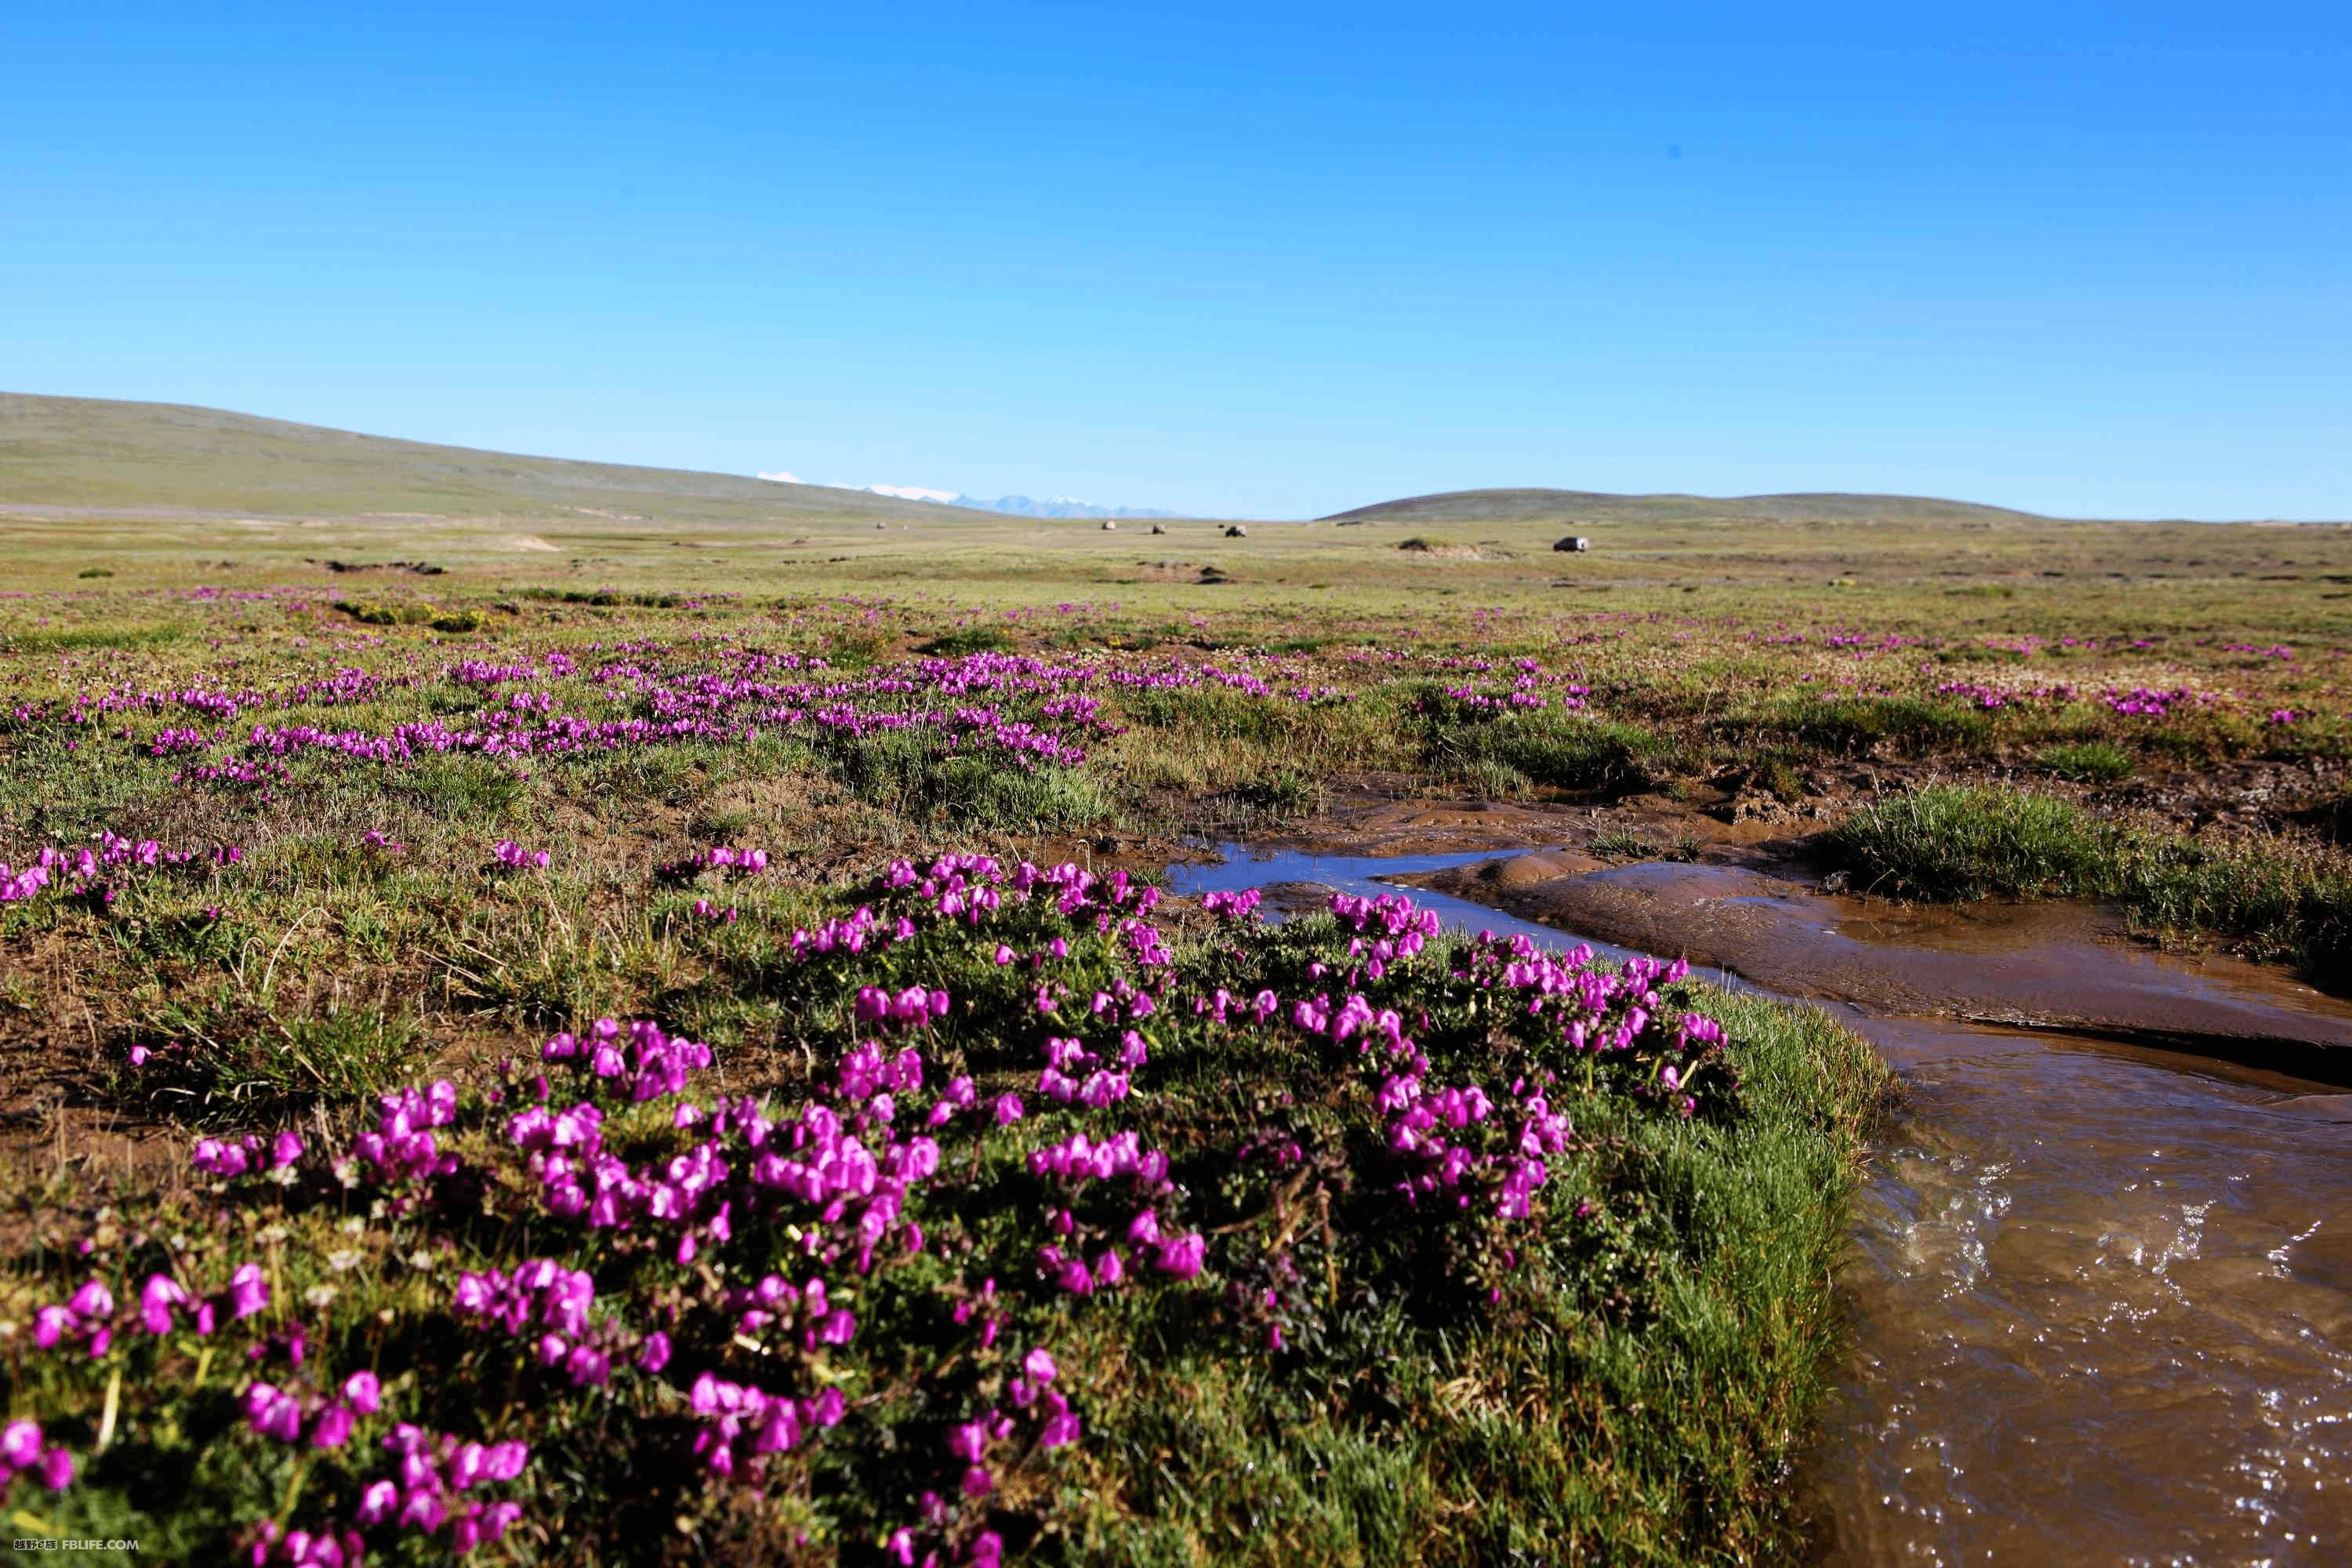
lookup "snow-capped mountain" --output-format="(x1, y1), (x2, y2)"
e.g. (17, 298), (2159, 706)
(757, 472), (1185, 519)
(963, 493), (1184, 520)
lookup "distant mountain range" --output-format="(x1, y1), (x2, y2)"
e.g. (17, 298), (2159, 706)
(758, 474), (1184, 520)
(959, 493), (1185, 520)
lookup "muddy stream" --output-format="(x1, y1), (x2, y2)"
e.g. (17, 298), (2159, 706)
(1166, 844), (2352, 1566)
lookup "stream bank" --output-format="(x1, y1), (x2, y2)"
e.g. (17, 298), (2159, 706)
(1168, 843), (2352, 1564)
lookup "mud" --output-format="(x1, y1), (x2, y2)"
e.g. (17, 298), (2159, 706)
(1259, 793), (1595, 858)
(1404, 857), (2352, 1081)
(1272, 780), (1838, 859)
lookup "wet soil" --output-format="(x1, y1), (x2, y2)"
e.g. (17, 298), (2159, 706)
(1253, 793), (1598, 858)
(1272, 749), (2348, 863)
(1403, 857), (2352, 1083)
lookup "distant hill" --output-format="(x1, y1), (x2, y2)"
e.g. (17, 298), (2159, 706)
(1319, 487), (2056, 527)
(0, 393), (999, 528)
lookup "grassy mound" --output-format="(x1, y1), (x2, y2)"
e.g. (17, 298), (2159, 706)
(1823, 785), (2110, 900)
(1828, 784), (2352, 972)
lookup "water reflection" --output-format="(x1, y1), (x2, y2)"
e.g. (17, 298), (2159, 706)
(1165, 842), (1662, 971)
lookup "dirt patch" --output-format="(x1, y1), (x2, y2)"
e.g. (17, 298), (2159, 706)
(1396, 539), (1512, 561)
(1266, 797), (1592, 858)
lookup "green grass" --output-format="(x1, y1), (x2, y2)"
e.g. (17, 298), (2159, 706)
(1752, 753), (1807, 804)
(125, 997), (430, 1123)
(1829, 783), (2352, 974)
(2037, 739), (2136, 782)
(1219, 770), (1329, 823)
(394, 755), (532, 819)
(815, 727), (1114, 832)
(915, 626), (1016, 656)
(1776, 695), (1994, 757)
(1825, 785), (2113, 900)
(2113, 832), (2352, 973)
(1, 622), (189, 654)
(1410, 691), (1662, 794)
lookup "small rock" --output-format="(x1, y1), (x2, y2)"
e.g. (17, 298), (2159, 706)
(1726, 790), (1797, 825)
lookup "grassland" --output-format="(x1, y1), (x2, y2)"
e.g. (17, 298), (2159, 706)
(0, 394), (2345, 1563)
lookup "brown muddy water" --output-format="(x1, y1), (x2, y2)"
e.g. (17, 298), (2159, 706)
(1168, 845), (2352, 1566)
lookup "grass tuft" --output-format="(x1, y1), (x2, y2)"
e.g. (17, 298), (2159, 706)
(2038, 739), (2135, 782)
(1825, 785), (2108, 899)
(1829, 784), (2352, 975)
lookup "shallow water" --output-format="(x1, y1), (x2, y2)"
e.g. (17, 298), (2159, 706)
(1824, 1016), (2352, 1566)
(1169, 844), (2352, 1565)
(1410, 857), (2352, 1073)
(1164, 843), (1662, 971)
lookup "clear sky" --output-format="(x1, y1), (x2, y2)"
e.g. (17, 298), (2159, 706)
(5, 2), (2346, 519)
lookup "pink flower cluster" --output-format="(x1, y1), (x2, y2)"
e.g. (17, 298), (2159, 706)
(539, 1018), (715, 1102)
(1036, 1029), (1143, 1109)
(1, 831), (241, 904)
(451, 1259), (651, 1388)
(492, 838), (550, 870)
(31, 1264), (269, 1358)
(1329, 891), (1443, 944)
(1200, 887), (1262, 922)
(243, 1369), (381, 1450)
(351, 1424), (529, 1544)
(346, 1080), (463, 1185)
(2105, 686), (2196, 717)
(942, 1346), (1081, 1504)
(854, 983), (953, 1028)
(686, 1370), (848, 1478)
(16, 823), (1766, 1560)
(2, 1420), (74, 1494)
(192, 1130), (307, 1177)
(1933, 679), (2076, 711)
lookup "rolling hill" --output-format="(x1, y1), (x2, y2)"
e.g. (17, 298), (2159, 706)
(0, 392), (989, 528)
(1319, 486), (2056, 528)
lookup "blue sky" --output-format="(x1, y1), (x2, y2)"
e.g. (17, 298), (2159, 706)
(5, 2), (2347, 518)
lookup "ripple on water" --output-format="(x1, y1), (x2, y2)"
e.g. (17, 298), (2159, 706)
(1819, 1037), (2352, 1566)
